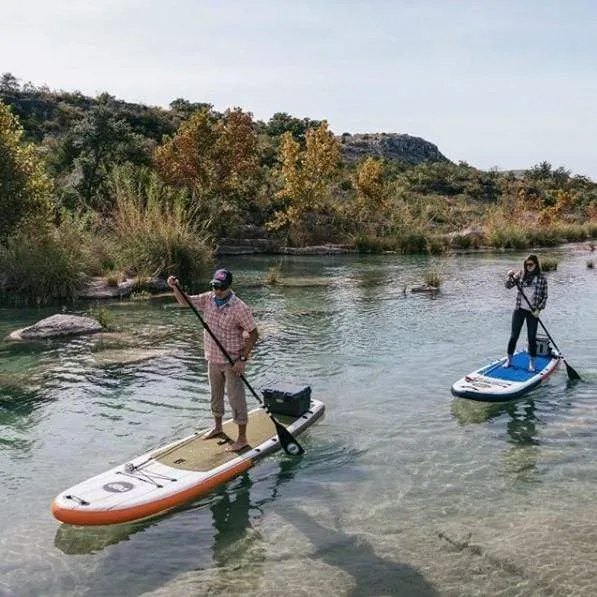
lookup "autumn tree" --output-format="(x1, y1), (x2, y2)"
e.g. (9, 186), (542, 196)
(268, 121), (341, 245)
(153, 107), (260, 237)
(353, 157), (389, 235)
(0, 102), (52, 241)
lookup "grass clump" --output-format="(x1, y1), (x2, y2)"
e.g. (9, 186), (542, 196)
(265, 262), (282, 285)
(88, 305), (115, 330)
(424, 270), (442, 288)
(0, 214), (92, 304)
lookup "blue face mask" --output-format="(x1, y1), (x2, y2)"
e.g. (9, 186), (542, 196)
(214, 291), (233, 307)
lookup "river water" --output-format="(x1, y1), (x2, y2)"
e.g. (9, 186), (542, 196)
(1, 247), (596, 597)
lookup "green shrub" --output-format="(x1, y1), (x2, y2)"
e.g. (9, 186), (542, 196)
(397, 231), (428, 254)
(426, 235), (446, 254)
(485, 223), (536, 249)
(0, 218), (91, 303)
(585, 223), (597, 239)
(354, 234), (395, 253)
(451, 234), (472, 249)
(541, 257), (558, 271)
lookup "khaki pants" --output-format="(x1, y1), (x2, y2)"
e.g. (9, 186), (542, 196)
(207, 361), (248, 425)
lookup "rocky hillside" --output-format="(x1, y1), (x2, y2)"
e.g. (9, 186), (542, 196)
(339, 132), (449, 165)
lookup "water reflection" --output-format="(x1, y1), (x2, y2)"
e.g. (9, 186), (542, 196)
(54, 519), (152, 555)
(54, 458), (301, 560)
(451, 398), (541, 479)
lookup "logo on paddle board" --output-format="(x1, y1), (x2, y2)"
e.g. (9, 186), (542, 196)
(103, 481), (134, 493)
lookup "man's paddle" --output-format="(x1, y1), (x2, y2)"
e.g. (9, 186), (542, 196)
(173, 280), (305, 456)
(514, 279), (581, 381)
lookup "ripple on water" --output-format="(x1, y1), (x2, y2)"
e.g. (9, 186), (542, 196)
(1, 252), (597, 597)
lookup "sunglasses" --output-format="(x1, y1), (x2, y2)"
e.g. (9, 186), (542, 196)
(211, 284), (225, 291)
(525, 262), (535, 267)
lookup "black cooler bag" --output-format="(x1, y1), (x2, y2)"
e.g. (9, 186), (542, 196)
(262, 382), (311, 417)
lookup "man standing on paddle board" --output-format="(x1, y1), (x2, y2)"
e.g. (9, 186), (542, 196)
(504, 254), (548, 372)
(168, 269), (259, 452)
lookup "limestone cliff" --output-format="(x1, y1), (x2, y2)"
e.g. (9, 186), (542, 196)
(339, 132), (449, 165)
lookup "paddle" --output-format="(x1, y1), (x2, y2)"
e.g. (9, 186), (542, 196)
(514, 279), (581, 381)
(172, 280), (305, 456)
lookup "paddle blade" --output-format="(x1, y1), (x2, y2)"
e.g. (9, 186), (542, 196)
(564, 359), (582, 382)
(274, 419), (304, 456)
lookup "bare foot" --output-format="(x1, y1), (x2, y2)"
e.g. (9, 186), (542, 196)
(225, 440), (249, 452)
(202, 428), (223, 440)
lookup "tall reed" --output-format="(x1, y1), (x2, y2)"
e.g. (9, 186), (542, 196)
(0, 213), (93, 303)
(110, 168), (212, 281)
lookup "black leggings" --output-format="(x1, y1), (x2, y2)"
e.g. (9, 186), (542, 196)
(507, 308), (539, 357)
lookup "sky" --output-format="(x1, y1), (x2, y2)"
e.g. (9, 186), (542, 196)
(2, 0), (596, 179)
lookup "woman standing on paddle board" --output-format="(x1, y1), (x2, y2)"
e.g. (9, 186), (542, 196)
(504, 254), (548, 372)
(168, 269), (259, 452)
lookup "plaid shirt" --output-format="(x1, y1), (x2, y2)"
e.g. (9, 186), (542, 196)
(505, 272), (548, 310)
(192, 292), (257, 364)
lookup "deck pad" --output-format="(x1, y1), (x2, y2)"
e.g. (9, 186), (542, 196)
(451, 350), (561, 402)
(159, 409), (279, 471)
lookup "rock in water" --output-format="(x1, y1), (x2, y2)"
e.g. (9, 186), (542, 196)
(9, 314), (102, 341)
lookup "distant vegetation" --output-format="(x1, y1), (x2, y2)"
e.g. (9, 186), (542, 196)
(1, 71), (596, 303)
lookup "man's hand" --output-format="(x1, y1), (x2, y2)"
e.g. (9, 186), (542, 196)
(167, 275), (179, 289)
(232, 360), (246, 376)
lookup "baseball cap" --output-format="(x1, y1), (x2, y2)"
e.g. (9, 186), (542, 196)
(210, 269), (233, 289)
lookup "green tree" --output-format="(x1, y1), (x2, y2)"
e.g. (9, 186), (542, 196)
(0, 102), (52, 241)
(265, 112), (322, 143)
(70, 104), (148, 210)
(0, 72), (20, 93)
(169, 98), (213, 122)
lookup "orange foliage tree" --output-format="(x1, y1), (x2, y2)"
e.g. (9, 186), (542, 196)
(353, 157), (390, 235)
(267, 121), (341, 245)
(153, 108), (260, 236)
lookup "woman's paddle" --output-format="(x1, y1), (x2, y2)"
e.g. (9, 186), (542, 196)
(514, 279), (581, 381)
(173, 281), (305, 456)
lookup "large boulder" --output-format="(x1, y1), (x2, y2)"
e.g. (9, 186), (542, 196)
(9, 314), (102, 341)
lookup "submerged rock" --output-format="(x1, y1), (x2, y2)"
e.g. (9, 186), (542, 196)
(410, 285), (440, 294)
(9, 314), (102, 341)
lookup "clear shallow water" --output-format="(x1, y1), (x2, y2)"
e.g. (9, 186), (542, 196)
(1, 246), (596, 597)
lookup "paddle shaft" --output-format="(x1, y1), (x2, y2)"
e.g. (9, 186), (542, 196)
(173, 281), (305, 455)
(513, 277), (581, 381)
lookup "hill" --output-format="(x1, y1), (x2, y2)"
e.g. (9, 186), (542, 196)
(0, 75), (449, 167)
